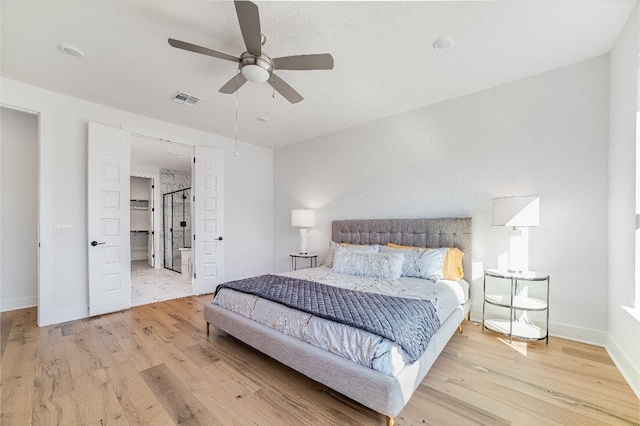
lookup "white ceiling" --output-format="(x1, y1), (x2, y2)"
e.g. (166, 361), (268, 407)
(131, 136), (192, 172)
(1, 0), (635, 150)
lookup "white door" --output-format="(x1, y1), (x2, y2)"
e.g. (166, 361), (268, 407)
(147, 178), (154, 267)
(192, 146), (224, 294)
(88, 122), (132, 316)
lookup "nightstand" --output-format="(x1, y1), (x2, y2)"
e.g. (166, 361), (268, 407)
(290, 253), (318, 270)
(482, 269), (550, 345)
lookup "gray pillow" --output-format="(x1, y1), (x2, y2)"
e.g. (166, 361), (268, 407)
(332, 249), (404, 279)
(379, 246), (448, 280)
(324, 242), (380, 268)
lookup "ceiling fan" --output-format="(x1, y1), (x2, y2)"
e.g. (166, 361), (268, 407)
(168, 1), (334, 104)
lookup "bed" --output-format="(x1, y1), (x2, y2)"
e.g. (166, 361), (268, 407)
(204, 218), (472, 425)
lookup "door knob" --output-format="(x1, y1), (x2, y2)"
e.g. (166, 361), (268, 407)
(91, 241), (106, 246)
(217, 236), (223, 241)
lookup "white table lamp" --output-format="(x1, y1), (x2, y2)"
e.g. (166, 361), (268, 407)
(291, 209), (316, 254)
(492, 196), (540, 273)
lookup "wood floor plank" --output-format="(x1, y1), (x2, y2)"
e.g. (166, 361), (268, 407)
(1, 339), (37, 424)
(1, 310), (15, 357)
(140, 363), (219, 425)
(102, 356), (175, 425)
(64, 330), (102, 379)
(73, 368), (128, 425)
(31, 389), (82, 426)
(33, 341), (75, 406)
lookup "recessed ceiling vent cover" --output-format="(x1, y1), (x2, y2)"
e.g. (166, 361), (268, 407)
(171, 91), (200, 106)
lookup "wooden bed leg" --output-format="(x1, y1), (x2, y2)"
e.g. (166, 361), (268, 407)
(206, 322), (210, 336)
(386, 416), (395, 426)
(458, 324), (463, 334)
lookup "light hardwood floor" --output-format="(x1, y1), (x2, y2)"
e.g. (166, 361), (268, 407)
(1, 296), (638, 425)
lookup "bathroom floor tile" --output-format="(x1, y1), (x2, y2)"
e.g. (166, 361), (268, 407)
(131, 260), (192, 306)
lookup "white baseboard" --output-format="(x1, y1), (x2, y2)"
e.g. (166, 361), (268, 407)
(548, 321), (606, 346)
(469, 310), (606, 346)
(606, 331), (640, 399)
(1, 295), (38, 312)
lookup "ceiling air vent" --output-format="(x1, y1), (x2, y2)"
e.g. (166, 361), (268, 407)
(171, 91), (200, 106)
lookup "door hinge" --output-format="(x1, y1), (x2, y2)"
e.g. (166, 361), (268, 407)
(152, 208), (154, 212)
(192, 196), (195, 202)
(194, 273), (196, 279)
(193, 234), (196, 241)
(193, 158), (196, 163)
(152, 184), (155, 188)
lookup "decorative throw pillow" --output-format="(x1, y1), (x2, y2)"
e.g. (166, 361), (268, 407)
(443, 247), (464, 280)
(380, 246), (449, 281)
(324, 242), (380, 268)
(417, 248), (448, 281)
(383, 245), (464, 281)
(380, 246), (426, 278)
(332, 249), (404, 279)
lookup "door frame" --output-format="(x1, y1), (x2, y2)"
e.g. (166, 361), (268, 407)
(0, 99), (53, 326)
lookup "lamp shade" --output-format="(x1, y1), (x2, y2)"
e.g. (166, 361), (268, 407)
(492, 196), (540, 227)
(291, 209), (316, 227)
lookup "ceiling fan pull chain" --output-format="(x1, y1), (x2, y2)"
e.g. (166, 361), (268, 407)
(234, 68), (239, 156)
(272, 75), (276, 99)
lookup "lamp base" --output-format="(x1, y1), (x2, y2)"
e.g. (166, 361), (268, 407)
(299, 228), (308, 255)
(508, 227), (529, 274)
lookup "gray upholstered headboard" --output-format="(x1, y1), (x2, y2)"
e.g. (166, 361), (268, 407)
(332, 218), (472, 282)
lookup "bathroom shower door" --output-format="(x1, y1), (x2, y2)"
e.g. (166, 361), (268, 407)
(163, 188), (191, 273)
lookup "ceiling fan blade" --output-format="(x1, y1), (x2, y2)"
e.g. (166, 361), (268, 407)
(219, 73), (248, 94)
(234, 1), (262, 56)
(268, 74), (303, 104)
(272, 54), (334, 71)
(168, 38), (239, 63)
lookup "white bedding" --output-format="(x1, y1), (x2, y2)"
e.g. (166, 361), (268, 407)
(213, 266), (469, 376)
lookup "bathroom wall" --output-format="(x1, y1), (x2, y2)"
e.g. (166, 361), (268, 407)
(1, 107), (38, 311)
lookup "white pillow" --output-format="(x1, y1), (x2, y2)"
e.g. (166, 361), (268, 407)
(324, 242), (380, 268)
(379, 246), (448, 281)
(332, 249), (404, 279)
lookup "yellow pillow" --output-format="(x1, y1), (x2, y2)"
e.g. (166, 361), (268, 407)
(386, 243), (420, 249)
(443, 248), (464, 280)
(387, 243), (464, 280)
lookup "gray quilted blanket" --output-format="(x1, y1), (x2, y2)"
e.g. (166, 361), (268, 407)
(215, 274), (441, 363)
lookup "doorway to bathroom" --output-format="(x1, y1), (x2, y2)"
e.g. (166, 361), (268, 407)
(130, 135), (193, 306)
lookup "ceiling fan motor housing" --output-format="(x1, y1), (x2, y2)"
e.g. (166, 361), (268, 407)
(240, 52), (273, 83)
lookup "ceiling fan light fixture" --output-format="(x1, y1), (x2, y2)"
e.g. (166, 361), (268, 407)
(242, 64), (270, 83)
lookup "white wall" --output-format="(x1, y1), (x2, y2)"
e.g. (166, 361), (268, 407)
(274, 55), (610, 345)
(1, 77), (274, 326)
(607, 2), (640, 397)
(1, 107), (39, 311)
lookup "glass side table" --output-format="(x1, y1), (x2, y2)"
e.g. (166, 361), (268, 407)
(290, 253), (318, 270)
(482, 269), (550, 345)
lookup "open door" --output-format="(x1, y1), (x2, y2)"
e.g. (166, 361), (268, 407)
(87, 122), (132, 316)
(192, 146), (224, 294)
